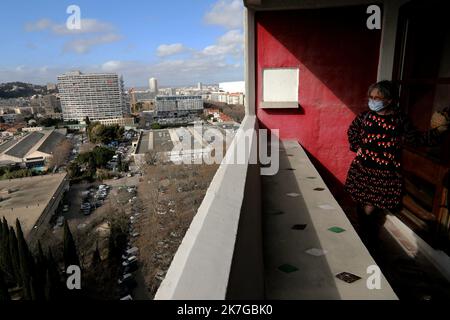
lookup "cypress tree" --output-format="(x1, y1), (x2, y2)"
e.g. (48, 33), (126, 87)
(9, 226), (21, 286)
(46, 248), (63, 300)
(0, 270), (10, 302)
(63, 221), (80, 270)
(0, 222), (14, 286)
(16, 219), (33, 299)
(91, 242), (101, 267)
(29, 276), (38, 301)
(34, 241), (47, 301)
(44, 269), (55, 301)
(0, 218), (14, 285)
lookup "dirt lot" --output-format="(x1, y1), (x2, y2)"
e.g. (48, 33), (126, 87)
(131, 162), (219, 299)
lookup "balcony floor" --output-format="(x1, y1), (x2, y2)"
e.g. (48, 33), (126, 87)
(262, 140), (450, 300)
(261, 140), (397, 300)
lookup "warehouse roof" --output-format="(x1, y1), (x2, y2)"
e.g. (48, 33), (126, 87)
(37, 130), (65, 154)
(0, 139), (17, 154)
(5, 132), (44, 158)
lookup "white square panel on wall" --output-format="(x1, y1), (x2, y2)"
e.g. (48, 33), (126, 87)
(261, 67), (299, 109)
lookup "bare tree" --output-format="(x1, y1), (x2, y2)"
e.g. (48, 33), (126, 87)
(49, 139), (73, 168)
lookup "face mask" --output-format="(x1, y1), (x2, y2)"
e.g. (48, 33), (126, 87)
(368, 99), (385, 112)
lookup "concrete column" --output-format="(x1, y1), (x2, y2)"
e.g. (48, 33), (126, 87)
(377, 0), (409, 81)
(244, 8), (256, 116)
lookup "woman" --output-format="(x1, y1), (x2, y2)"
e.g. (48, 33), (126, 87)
(344, 81), (448, 246)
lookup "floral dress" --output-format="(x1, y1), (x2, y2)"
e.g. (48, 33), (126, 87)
(344, 109), (441, 209)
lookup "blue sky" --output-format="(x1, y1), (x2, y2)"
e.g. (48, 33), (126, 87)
(0, 0), (244, 87)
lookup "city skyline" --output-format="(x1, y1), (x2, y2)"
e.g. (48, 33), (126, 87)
(0, 0), (245, 87)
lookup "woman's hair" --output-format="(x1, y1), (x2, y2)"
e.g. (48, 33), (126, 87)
(368, 80), (399, 102)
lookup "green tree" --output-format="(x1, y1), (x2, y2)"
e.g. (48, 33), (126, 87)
(33, 241), (47, 300)
(91, 242), (101, 267)
(16, 219), (34, 300)
(0, 218), (14, 285)
(29, 277), (38, 301)
(151, 122), (161, 130)
(63, 221), (80, 270)
(9, 227), (21, 286)
(0, 270), (10, 302)
(45, 248), (63, 301)
(67, 162), (81, 179)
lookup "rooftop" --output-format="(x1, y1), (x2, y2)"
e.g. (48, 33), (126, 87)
(0, 173), (67, 237)
(5, 132), (44, 158)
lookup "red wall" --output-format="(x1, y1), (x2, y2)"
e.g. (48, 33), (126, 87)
(256, 6), (382, 198)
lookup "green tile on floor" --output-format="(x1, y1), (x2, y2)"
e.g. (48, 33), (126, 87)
(328, 226), (346, 233)
(278, 264), (299, 273)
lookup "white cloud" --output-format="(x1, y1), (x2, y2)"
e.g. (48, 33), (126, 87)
(204, 0), (244, 29)
(156, 43), (187, 57)
(201, 29), (243, 57)
(24, 18), (121, 54)
(25, 19), (53, 32)
(63, 33), (122, 54)
(101, 60), (125, 72)
(25, 18), (115, 35)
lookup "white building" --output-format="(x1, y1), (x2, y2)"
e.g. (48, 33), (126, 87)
(0, 129), (67, 167)
(57, 71), (129, 122)
(149, 78), (158, 94)
(155, 95), (203, 118)
(219, 81), (245, 94)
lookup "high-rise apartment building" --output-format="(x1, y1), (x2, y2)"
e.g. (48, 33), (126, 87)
(149, 77), (158, 94)
(57, 71), (128, 122)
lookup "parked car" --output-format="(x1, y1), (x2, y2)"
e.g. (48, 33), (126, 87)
(123, 263), (138, 274)
(117, 273), (134, 285)
(126, 247), (139, 255)
(56, 216), (64, 227)
(120, 295), (133, 300)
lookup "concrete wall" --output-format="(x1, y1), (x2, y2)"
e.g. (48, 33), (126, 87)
(254, 5), (382, 199)
(155, 116), (264, 299)
(226, 160), (263, 299)
(27, 174), (69, 242)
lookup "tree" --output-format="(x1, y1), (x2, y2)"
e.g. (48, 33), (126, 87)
(49, 139), (73, 169)
(63, 221), (80, 270)
(9, 227), (21, 286)
(33, 241), (47, 300)
(16, 219), (34, 300)
(45, 248), (63, 301)
(0, 270), (10, 302)
(67, 162), (81, 179)
(151, 123), (161, 130)
(0, 217), (14, 285)
(91, 242), (101, 267)
(29, 277), (38, 301)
